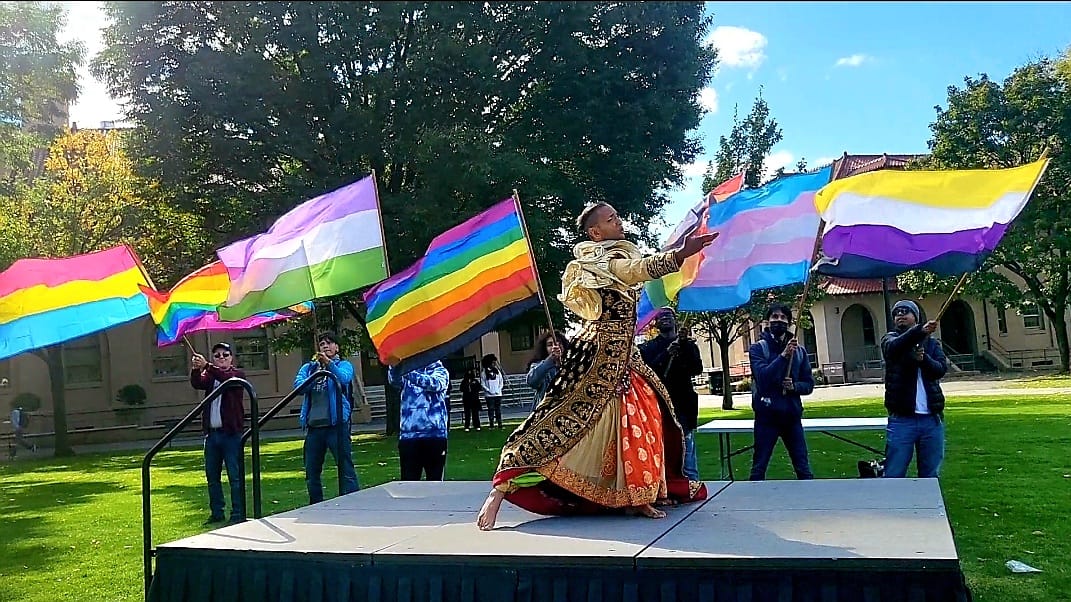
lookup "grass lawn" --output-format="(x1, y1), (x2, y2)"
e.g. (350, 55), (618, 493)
(2, 393), (1069, 601)
(1004, 373), (1071, 389)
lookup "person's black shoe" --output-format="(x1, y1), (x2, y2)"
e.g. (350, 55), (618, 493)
(202, 515), (226, 526)
(227, 516), (246, 525)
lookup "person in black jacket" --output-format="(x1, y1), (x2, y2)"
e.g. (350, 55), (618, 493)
(748, 303), (815, 481)
(640, 310), (704, 480)
(880, 299), (947, 478)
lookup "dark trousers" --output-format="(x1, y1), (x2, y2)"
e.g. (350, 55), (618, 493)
(204, 430), (243, 520)
(399, 437), (448, 481)
(304, 422), (360, 504)
(462, 398), (482, 429)
(485, 396), (503, 427)
(750, 413), (814, 481)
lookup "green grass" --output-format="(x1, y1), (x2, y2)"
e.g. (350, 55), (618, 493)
(2, 394), (1069, 601)
(1003, 373), (1071, 389)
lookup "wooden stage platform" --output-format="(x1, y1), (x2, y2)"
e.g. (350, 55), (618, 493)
(148, 479), (971, 602)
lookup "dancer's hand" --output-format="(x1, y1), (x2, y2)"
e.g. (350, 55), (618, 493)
(674, 232), (719, 264)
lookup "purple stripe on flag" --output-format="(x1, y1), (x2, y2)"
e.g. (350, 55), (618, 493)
(427, 199), (517, 253)
(821, 223), (1009, 264)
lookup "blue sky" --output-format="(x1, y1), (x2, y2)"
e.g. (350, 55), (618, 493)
(658, 1), (1071, 239)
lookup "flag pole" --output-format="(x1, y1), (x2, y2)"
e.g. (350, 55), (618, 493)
(370, 169), (392, 278)
(512, 189), (558, 344)
(785, 156), (847, 388)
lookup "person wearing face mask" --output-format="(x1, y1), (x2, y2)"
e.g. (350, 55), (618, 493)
(640, 310), (704, 481)
(880, 300), (947, 479)
(747, 303), (814, 481)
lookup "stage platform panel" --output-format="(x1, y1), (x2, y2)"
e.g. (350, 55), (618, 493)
(149, 479), (970, 602)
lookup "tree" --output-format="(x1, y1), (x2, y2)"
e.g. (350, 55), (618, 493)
(912, 53), (1071, 372)
(0, 129), (177, 455)
(95, 1), (717, 322)
(0, 2), (83, 188)
(711, 90), (784, 188)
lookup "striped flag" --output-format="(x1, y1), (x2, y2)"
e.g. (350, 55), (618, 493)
(363, 198), (541, 374)
(216, 175), (389, 321)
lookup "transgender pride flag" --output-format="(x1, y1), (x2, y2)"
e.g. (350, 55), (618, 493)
(677, 165), (833, 312)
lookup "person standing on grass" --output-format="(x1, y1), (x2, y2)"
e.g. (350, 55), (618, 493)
(460, 369), (483, 431)
(295, 331), (360, 504)
(480, 354), (505, 429)
(880, 300), (947, 479)
(389, 360), (451, 480)
(10, 405), (36, 456)
(747, 303), (815, 481)
(190, 342), (246, 525)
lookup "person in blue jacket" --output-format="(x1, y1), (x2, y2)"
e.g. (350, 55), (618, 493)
(748, 303), (815, 481)
(389, 360), (451, 481)
(295, 331), (359, 504)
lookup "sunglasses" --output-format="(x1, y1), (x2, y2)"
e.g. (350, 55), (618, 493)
(213, 352), (232, 359)
(893, 308), (913, 316)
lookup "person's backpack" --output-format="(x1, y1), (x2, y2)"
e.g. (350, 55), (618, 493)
(16, 410), (29, 429)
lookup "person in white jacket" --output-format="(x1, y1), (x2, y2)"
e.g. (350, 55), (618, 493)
(480, 354), (505, 428)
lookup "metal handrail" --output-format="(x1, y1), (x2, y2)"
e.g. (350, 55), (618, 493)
(236, 369), (345, 506)
(140, 377), (257, 600)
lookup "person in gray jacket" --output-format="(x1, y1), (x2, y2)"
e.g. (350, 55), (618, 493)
(525, 331), (569, 406)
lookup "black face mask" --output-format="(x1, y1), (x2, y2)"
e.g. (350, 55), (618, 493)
(768, 321), (789, 337)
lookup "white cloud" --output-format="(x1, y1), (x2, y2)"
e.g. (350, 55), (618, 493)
(762, 150), (795, 180)
(58, 2), (127, 127)
(698, 87), (718, 113)
(680, 158), (711, 179)
(812, 156), (838, 168)
(705, 26), (767, 70)
(834, 54), (872, 68)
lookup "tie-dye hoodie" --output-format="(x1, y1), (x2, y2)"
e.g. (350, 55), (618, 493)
(388, 361), (450, 441)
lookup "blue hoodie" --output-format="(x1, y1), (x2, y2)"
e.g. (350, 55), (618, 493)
(388, 361), (450, 440)
(295, 357), (354, 429)
(748, 329), (814, 419)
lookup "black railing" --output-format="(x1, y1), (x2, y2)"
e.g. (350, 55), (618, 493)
(141, 377), (258, 600)
(238, 369), (345, 501)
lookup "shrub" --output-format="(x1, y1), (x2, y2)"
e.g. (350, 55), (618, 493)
(115, 384), (147, 406)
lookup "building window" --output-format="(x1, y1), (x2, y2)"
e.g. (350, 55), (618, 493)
(509, 323), (534, 352)
(62, 334), (102, 386)
(152, 339), (188, 379)
(233, 329), (271, 371)
(996, 305), (1008, 335)
(1021, 303), (1044, 330)
(862, 310), (876, 346)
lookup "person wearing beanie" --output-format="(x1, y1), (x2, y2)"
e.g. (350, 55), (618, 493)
(880, 299), (948, 478)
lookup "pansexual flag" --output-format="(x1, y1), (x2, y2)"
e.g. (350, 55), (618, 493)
(140, 261), (312, 347)
(0, 245), (151, 360)
(217, 175), (388, 321)
(677, 165), (834, 312)
(364, 198), (541, 374)
(636, 172), (745, 332)
(813, 158), (1049, 278)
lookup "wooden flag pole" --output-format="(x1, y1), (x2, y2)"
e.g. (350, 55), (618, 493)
(370, 169), (393, 278)
(933, 272), (971, 323)
(512, 189), (559, 344)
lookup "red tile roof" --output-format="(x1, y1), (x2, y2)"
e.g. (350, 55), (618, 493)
(819, 277), (902, 296)
(831, 153), (929, 178)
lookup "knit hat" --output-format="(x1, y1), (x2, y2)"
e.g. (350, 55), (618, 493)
(892, 299), (920, 320)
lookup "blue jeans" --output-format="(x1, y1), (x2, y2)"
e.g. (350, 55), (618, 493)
(749, 412), (813, 481)
(204, 430), (243, 520)
(682, 430), (699, 481)
(883, 414), (944, 478)
(304, 422), (360, 504)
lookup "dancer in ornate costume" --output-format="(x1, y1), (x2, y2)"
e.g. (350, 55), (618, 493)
(477, 202), (717, 530)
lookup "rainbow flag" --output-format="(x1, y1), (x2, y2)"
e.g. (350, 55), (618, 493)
(364, 198), (540, 374)
(813, 159), (1049, 277)
(217, 175), (388, 321)
(677, 165), (834, 311)
(140, 261), (313, 346)
(636, 173), (744, 332)
(0, 245), (151, 360)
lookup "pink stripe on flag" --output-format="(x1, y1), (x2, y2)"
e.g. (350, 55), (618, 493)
(690, 236), (818, 287)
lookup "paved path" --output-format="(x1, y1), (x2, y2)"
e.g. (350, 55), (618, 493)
(698, 378), (1071, 408)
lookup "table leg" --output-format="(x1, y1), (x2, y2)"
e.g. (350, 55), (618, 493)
(726, 433), (735, 481)
(820, 431), (884, 455)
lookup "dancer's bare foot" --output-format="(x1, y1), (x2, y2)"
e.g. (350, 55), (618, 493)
(626, 504), (667, 519)
(477, 489), (505, 531)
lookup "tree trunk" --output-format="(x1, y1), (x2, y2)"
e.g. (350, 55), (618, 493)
(720, 339), (734, 410)
(45, 348), (74, 457)
(384, 381), (401, 436)
(1050, 304), (1070, 373)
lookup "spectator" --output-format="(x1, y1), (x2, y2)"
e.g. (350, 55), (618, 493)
(389, 360), (451, 480)
(295, 332), (359, 504)
(190, 342), (246, 525)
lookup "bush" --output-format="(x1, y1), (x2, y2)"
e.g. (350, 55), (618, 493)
(115, 384), (147, 406)
(733, 377), (752, 393)
(813, 368), (827, 386)
(12, 392), (42, 412)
